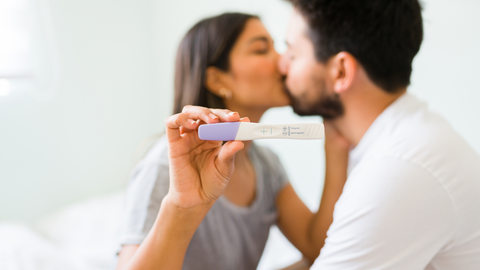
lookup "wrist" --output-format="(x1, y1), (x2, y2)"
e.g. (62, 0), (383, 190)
(152, 194), (212, 241)
(162, 193), (213, 216)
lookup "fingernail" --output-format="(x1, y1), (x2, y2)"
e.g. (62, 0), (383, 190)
(228, 111), (238, 116)
(188, 119), (196, 125)
(240, 117), (249, 121)
(209, 113), (218, 119)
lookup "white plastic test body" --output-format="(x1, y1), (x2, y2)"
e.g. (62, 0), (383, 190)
(198, 122), (324, 141)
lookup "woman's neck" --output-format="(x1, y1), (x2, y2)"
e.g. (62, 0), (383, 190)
(224, 101), (265, 123)
(222, 103), (266, 206)
(224, 103), (266, 152)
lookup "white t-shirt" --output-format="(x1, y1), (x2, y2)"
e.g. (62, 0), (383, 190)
(312, 93), (480, 270)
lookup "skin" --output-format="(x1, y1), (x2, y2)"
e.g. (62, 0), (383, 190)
(279, 9), (406, 146)
(120, 108), (245, 270)
(119, 104), (350, 270)
(204, 18), (290, 206)
(117, 18), (342, 269)
(117, 19), (286, 268)
(276, 9), (407, 267)
(117, 5), (406, 267)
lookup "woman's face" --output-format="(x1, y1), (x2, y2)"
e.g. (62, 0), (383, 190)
(215, 19), (290, 113)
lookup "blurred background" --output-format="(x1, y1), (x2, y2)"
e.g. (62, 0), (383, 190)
(0, 0), (479, 269)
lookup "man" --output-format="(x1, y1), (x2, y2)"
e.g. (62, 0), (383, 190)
(278, 0), (480, 269)
(125, 1), (480, 269)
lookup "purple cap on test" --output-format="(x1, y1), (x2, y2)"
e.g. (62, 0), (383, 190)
(198, 122), (240, 141)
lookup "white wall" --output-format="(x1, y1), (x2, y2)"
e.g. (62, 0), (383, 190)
(1, 0), (479, 231)
(410, 0), (480, 150)
(0, 0), (162, 222)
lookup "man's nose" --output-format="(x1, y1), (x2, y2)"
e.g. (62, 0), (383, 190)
(278, 53), (288, 75)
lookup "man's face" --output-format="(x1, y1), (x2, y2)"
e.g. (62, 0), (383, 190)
(279, 9), (343, 119)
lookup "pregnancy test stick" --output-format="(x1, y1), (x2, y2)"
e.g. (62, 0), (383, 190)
(198, 122), (324, 141)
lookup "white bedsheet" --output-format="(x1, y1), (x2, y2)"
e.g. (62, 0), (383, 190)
(0, 190), (300, 270)
(0, 191), (124, 270)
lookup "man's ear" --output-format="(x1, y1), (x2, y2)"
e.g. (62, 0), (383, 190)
(205, 66), (226, 95)
(330, 52), (358, 94)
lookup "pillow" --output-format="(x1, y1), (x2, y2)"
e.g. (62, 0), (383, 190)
(35, 190), (125, 270)
(0, 222), (86, 270)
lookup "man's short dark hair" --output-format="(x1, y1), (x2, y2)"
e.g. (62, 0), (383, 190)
(288, 0), (423, 93)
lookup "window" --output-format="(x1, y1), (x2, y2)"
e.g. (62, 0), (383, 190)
(0, 0), (59, 100)
(0, 0), (33, 97)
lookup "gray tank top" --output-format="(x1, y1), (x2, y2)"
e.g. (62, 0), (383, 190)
(118, 136), (289, 270)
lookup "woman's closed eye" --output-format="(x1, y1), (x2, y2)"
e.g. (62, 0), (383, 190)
(248, 36), (271, 55)
(251, 42), (269, 54)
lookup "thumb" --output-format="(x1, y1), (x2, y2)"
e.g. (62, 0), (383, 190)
(215, 141), (244, 177)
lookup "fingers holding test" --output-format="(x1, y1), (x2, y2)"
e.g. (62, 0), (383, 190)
(209, 109), (241, 122)
(166, 106), (242, 142)
(165, 113), (199, 142)
(181, 106), (241, 123)
(215, 140), (244, 177)
(240, 117), (250, 123)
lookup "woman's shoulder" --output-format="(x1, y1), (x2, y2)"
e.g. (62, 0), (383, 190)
(129, 135), (170, 184)
(251, 143), (282, 168)
(138, 135), (169, 167)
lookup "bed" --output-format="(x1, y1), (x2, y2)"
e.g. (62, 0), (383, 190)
(0, 191), (303, 270)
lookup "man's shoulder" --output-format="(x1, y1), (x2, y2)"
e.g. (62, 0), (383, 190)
(351, 107), (480, 212)
(367, 106), (479, 178)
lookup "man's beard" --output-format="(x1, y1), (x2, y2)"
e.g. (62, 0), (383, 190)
(284, 80), (344, 120)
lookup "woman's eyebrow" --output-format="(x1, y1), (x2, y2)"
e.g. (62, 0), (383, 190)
(248, 36), (270, 44)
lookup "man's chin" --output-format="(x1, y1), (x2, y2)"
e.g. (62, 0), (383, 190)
(283, 86), (344, 118)
(290, 97), (344, 119)
(291, 104), (318, 117)
(284, 88), (311, 116)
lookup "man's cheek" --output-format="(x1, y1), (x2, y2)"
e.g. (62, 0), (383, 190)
(286, 79), (299, 95)
(286, 70), (300, 91)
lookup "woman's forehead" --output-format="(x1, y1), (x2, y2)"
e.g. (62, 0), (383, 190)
(237, 19), (271, 43)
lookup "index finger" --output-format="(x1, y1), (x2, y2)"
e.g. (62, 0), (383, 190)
(165, 113), (198, 142)
(182, 106), (241, 123)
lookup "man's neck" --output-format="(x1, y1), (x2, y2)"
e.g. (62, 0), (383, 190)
(332, 79), (406, 147)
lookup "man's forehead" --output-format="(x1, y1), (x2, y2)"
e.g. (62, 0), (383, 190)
(286, 9), (309, 46)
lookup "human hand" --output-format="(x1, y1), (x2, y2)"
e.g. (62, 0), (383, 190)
(164, 106), (248, 209)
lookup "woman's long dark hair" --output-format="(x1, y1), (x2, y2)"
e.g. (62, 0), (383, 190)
(173, 13), (258, 114)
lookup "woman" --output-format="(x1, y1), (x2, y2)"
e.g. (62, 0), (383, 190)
(116, 13), (349, 270)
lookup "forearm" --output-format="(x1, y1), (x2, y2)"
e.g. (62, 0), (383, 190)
(276, 123), (350, 263)
(123, 195), (212, 270)
(121, 107), (240, 269)
(306, 146), (348, 258)
(276, 149), (348, 263)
